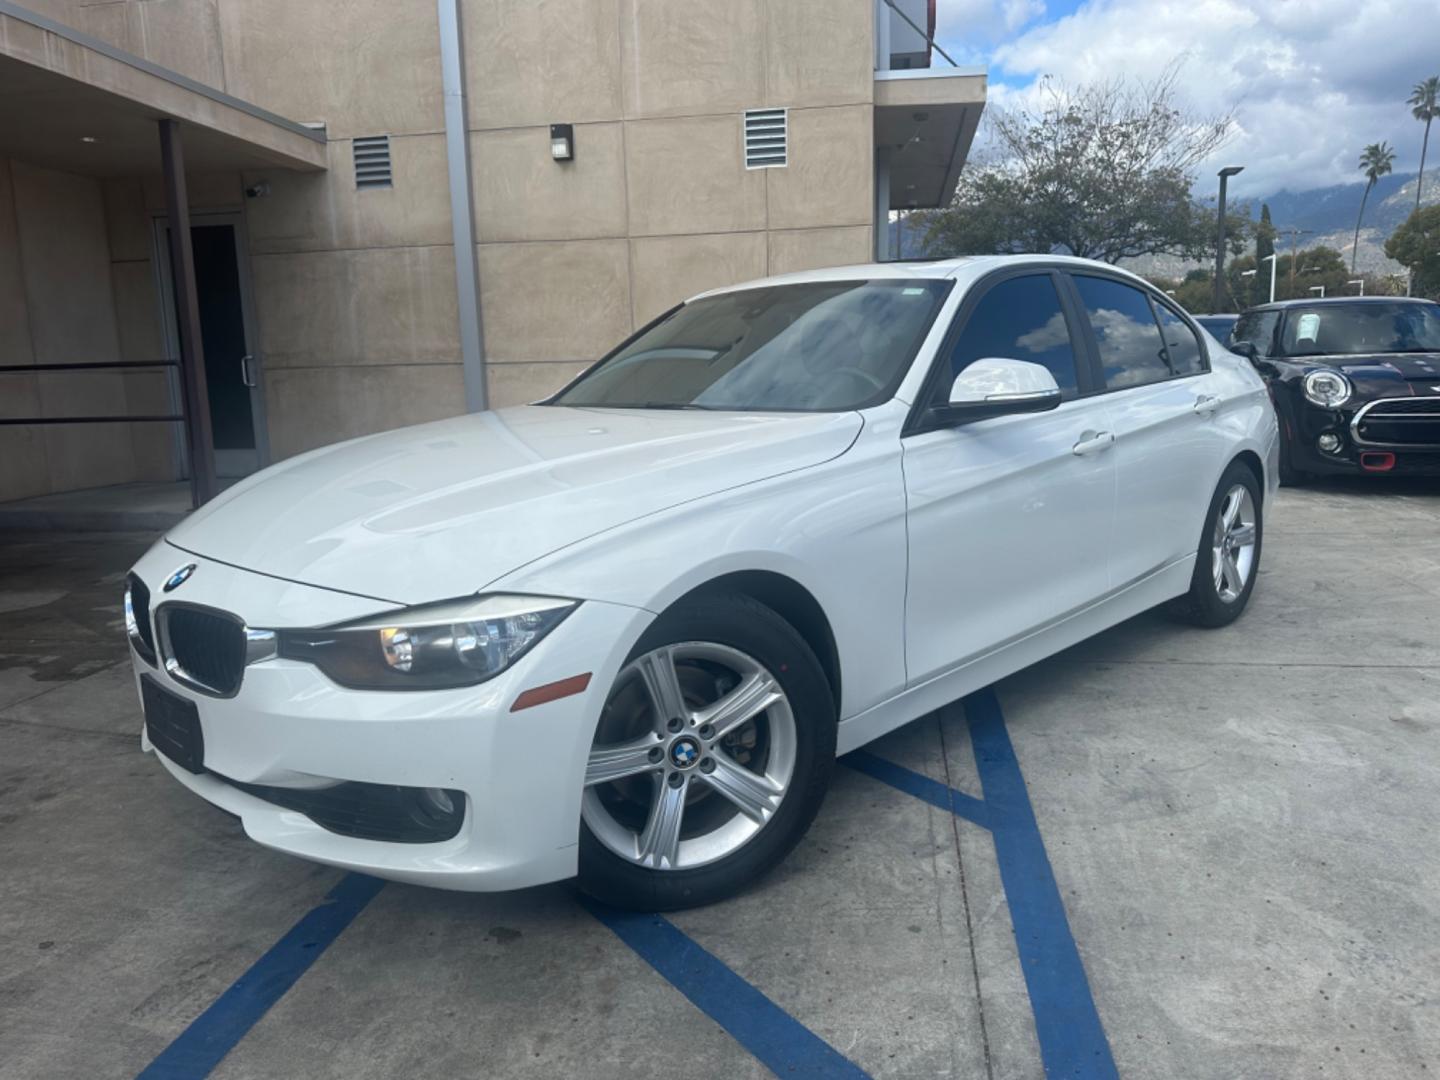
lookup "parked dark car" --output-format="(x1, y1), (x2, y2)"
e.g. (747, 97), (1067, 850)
(1228, 297), (1440, 482)
(1195, 314), (1238, 341)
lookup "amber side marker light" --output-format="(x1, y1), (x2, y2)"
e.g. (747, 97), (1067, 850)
(510, 673), (592, 712)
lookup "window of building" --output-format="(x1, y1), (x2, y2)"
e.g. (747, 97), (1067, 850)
(1154, 302), (1206, 375)
(947, 275), (1079, 395)
(1073, 275), (1172, 390)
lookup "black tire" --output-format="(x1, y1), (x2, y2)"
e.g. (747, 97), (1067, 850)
(1173, 460), (1264, 628)
(577, 592), (836, 911)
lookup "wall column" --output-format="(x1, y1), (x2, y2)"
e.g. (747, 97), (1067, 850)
(158, 119), (217, 507)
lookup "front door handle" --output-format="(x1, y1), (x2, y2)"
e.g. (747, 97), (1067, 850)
(1193, 393), (1221, 415)
(1072, 430), (1115, 456)
(240, 354), (257, 388)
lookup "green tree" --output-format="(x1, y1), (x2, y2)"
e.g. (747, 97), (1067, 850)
(1408, 76), (1439, 210)
(1253, 203), (1276, 305)
(1352, 141), (1396, 273)
(1385, 203), (1440, 297)
(920, 68), (1232, 263)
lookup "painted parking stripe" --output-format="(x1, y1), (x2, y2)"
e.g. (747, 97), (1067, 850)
(582, 898), (871, 1079)
(965, 688), (1118, 1079)
(135, 873), (385, 1080)
(846, 689), (1118, 1080)
(843, 747), (989, 826)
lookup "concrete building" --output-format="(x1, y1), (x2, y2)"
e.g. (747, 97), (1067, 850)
(0, 0), (984, 504)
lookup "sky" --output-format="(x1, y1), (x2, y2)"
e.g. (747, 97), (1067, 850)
(932, 0), (1440, 199)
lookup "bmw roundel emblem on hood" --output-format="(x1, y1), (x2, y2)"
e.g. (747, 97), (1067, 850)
(163, 563), (197, 592)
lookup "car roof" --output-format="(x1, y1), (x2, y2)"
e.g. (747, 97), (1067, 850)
(688, 254), (1158, 302)
(1245, 296), (1438, 312)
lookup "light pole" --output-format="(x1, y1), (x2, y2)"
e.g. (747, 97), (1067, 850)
(1214, 166), (1244, 313)
(1261, 253), (1277, 304)
(1347, 278), (1365, 296)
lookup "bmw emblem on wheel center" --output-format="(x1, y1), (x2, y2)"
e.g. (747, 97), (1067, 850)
(669, 737), (701, 770)
(163, 563), (197, 592)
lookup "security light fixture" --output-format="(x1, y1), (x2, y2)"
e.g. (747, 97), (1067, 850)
(550, 124), (574, 162)
(80, 136), (97, 143)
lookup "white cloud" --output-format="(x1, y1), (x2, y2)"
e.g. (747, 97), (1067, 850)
(951, 0), (1440, 198)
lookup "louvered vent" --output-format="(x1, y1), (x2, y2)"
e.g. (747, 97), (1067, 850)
(353, 135), (393, 189)
(743, 108), (787, 169)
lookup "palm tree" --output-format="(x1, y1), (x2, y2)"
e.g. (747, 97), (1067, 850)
(1352, 141), (1395, 274)
(1410, 76), (1440, 211)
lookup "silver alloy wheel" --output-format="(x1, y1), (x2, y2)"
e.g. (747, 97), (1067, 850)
(1211, 483), (1258, 603)
(582, 642), (797, 871)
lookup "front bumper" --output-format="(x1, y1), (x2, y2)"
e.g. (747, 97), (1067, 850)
(1283, 400), (1440, 476)
(128, 542), (651, 891)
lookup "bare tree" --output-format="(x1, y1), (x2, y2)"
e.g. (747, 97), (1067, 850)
(921, 67), (1234, 263)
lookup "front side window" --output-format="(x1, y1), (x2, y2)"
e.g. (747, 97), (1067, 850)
(1278, 303), (1440, 357)
(1232, 310), (1281, 357)
(1155, 303), (1206, 375)
(1073, 275), (1172, 390)
(551, 279), (952, 412)
(947, 274), (1079, 396)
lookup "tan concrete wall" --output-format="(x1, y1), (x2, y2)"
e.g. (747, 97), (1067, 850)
(463, 0), (877, 413)
(0, 156), (139, 501)
(5, 0), (879, 476)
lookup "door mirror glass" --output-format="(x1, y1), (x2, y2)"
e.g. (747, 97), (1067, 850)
(935, 357), (1063, 424)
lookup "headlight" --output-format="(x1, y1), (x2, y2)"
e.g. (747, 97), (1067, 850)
(1302, 369), (1351, 409)
(275, 594), (577, 690)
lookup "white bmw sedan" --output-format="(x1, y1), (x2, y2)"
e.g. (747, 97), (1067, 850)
(126, 256), (1278, 910)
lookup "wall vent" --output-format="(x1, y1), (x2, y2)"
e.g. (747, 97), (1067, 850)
(743, 108), (787, 169)
(353, 135), (393, 189)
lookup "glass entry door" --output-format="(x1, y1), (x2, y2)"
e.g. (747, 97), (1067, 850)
(153, 213), (269, 478)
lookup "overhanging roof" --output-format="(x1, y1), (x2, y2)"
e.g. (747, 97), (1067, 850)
(0, 0), (326, 176)
(875, 67), (986, 211)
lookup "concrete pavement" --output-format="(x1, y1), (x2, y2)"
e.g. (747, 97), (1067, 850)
(1, 478), (1436, 1079)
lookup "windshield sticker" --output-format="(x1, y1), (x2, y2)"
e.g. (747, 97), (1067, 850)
(1295, 313), (1321, 341)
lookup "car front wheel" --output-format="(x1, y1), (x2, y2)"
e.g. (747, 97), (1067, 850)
(578, 592), (835, 911)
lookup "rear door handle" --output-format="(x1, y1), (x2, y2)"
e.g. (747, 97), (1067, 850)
(240, 354), (257, 388)
(1193, 393), (1221, 415)
(1072, 430), (1115, 456)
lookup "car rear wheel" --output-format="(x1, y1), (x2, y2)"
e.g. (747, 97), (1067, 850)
(1173, 461), (1263, 627)
(577, 592), (834, 911)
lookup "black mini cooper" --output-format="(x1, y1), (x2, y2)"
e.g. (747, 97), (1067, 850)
(1226, 297), (1440, 482)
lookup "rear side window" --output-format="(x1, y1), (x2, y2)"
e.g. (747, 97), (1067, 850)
(1232, 310), (1281, 357)
(1073, 275), (1172, 390)
(1154, 303), (1205, 375)
(948, 274), (1079, 396)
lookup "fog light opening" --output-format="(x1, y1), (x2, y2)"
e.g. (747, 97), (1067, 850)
(416, 787), (460, 820)
(1360, 451), (1396, 472)
(1317, 433), (1342, 454)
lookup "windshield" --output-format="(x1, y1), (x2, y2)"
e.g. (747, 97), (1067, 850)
(1279, 303), (1440, 357)
(550, 279), (952, 412)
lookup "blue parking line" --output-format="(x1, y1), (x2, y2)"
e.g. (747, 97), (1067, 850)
(581, 899), (871, 1079)
(135, 873), (385, 1080)
(846, 691), (1118, 1080)
(842, 748), (989, 826)
(964, 687), (1118, 1080)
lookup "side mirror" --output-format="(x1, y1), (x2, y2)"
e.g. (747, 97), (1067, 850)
(932, 357), (1063, 425)
(1229, 340), (1258, 362)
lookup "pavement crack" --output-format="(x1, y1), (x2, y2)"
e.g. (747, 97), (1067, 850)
(937, 711), (995, 1080)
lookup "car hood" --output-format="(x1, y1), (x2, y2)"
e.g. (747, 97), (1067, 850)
(1329, 353), (1440, 389)
(167, 406), (862, 606)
